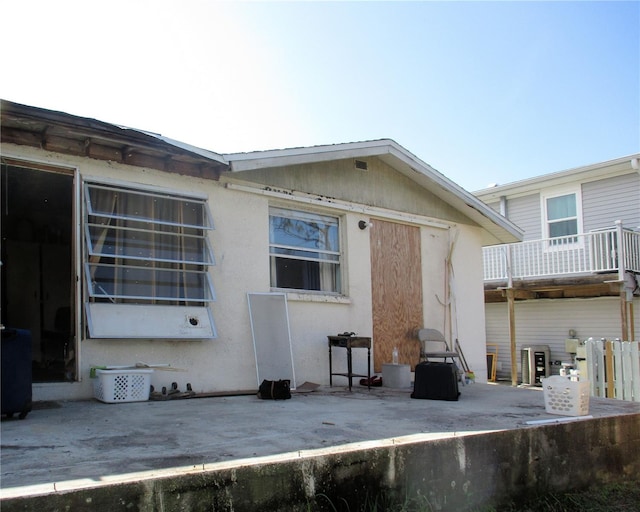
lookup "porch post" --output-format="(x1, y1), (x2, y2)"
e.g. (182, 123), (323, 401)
(507, 288), (517, 387)
(616, 220), (629, 340)
(506, 245), (518, 386)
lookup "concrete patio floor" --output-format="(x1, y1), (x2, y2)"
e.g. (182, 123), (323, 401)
(2, 382), (640, 501)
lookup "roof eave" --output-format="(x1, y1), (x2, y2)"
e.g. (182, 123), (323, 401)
(1, 99), (229, 178)
(474, 153), (640, 200)
(226, 139), (523, 245)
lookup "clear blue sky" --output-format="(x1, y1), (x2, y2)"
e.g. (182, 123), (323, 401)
(2, 1), (638, 191)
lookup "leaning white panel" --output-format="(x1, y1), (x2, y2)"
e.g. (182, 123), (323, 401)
(247, 292), (296, 389)
(86, 303), (216, 339)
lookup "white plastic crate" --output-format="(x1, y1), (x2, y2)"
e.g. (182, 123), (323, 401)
(542, 375), (590, 416)
(93, 369), (153, 403)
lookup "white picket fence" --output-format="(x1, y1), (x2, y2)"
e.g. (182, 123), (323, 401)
(585, 339), (640, 402)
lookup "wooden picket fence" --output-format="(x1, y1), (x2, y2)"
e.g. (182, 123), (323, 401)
(585, 339), (640, 402)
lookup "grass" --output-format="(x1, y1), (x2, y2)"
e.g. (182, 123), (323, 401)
(493, 480), (640, 512)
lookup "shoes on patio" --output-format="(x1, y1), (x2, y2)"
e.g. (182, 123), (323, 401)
(360, 375), (382, 387)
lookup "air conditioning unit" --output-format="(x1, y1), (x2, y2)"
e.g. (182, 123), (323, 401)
(521, 345), (550, 386)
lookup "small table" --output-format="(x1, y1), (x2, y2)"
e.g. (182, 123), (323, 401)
(327, 335), (371, 391)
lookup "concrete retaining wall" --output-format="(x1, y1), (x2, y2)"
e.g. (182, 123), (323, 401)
(3, 414), (639, 511)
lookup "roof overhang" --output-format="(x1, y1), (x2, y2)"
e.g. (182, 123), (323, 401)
(1, 99), (229, 179)
(226, 140), (523, 245)
(474, 154), (640, 201)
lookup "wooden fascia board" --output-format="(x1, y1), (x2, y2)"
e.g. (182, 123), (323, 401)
(1, 100), (228, 177)
(2, 124), (226, 181)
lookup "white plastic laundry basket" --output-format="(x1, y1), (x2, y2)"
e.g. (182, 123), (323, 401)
(93, 369), (153, 403)
(542, 375), (590, 416)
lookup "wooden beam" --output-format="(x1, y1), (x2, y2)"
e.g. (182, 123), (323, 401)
(506, 288), (517, 387)
(620, 291), (629, 341)
(499, 288), (537, 300)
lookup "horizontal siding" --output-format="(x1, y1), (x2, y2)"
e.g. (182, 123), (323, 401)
(486, 200), (500, 213)
(485, 297), (640, 382)
(582, 172), (640, 231)
(505, 193), (541, 240)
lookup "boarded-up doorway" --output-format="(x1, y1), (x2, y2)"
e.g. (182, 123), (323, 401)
(370, 220), (423, 372)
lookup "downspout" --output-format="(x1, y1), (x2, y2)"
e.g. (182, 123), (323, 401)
(499, 196), (508, 217)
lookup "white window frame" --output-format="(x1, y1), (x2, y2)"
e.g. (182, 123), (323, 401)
(83, 180), (217, 339)
(541, 187), (583, 248)
(269, 206), (342, 295)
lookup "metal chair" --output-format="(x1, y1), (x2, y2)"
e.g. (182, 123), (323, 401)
(417, 328), (465, 385)
(417, 328), (458, 361)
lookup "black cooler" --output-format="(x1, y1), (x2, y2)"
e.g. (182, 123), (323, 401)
(1, 328), (33, 419)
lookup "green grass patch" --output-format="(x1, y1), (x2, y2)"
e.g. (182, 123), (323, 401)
(492, 480), (640, 512)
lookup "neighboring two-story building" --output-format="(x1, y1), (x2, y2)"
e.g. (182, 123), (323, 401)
(475, 156), (640, 384)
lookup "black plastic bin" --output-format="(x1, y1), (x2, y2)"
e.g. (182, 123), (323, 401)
(1, 328), (33, 419)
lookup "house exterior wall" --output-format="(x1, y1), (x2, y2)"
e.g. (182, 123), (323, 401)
(448, 224), (489, 377)
(484, 171), (640, 239)
(486, 296), (640, 381)
(231, 157), (477, 226)
(582, 172), (640, 231)
(4, 143), (491, 402)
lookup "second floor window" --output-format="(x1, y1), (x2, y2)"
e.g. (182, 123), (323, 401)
(269, 207), (341, 293)
(546, 193), (578, 242)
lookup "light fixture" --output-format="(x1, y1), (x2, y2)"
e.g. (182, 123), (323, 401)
(358, 220), (373, 230)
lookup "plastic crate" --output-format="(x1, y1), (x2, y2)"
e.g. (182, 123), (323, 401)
(93, 369), (153, 403)
(542, 375), (590, 416)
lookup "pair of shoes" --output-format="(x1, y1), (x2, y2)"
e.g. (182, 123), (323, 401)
(360, 375), (383, 387)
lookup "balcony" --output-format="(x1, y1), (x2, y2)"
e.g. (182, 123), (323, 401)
(483, 224), (640, 300)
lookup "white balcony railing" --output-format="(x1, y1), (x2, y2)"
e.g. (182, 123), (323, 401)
(484, 223), (640, 282)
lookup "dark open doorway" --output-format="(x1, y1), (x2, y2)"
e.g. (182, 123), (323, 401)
(1, 162), (75, 382)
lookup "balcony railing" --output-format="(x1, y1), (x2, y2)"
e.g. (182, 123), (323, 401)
(484, 223), (640, 282)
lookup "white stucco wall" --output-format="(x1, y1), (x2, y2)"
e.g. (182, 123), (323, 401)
(6, 144), (490, 400)
(449, 225), (489, 383)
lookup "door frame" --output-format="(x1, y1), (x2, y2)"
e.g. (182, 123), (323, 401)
(1, 155), (82, 382)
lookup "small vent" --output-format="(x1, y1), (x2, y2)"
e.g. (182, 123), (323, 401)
(354, 159), (368, 171)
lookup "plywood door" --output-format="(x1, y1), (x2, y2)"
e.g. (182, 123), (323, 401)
(370, 220), (423, 372)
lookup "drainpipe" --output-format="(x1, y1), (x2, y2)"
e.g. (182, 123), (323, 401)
(499, 196), (507, 217)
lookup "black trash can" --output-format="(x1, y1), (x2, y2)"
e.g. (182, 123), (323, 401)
(1, 328), (33, 419)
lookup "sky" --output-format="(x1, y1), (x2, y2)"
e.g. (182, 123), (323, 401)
(1, 1), (638, 192)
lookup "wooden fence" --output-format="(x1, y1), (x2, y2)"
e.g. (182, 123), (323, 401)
(585, 339), (640, 402)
